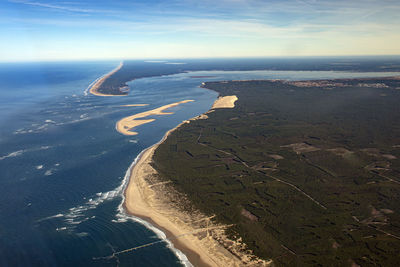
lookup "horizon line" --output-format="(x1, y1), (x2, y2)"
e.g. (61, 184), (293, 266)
(2, 54), (400, 64)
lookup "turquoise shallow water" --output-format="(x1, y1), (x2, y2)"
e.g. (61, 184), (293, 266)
(0, 59), (400, 266)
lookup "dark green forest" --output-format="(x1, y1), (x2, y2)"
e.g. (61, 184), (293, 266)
(153, 78), (400, 266)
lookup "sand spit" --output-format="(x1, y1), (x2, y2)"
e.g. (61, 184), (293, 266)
(89, 62), (124, 96)
(211, 95), (238, 109)
(124, 95), (272, 266)
(116, 100), (194, 136)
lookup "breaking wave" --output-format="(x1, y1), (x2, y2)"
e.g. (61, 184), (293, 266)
(0, 146), (52, 160)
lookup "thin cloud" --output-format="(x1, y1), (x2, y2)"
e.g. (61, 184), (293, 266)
(9, 0), (98, 13)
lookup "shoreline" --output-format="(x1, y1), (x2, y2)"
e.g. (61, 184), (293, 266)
(122, 121), (213, 266)
(123, 122), (217, 267)
(89, 62), (125, 96)
(123, 96), (270, 266)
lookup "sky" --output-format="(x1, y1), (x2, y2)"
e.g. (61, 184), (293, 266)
(1, 0), (400, 61)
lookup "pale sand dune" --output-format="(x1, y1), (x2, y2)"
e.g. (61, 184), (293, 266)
(116, 100), (194, 136)
(211, 95), (238, 109)
(89, 62), (124, 96)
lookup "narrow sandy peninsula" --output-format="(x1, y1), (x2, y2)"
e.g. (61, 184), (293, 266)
(116, 100), (194, 136)
(124, 95), (271, 266)
(89, 62), (124, 96)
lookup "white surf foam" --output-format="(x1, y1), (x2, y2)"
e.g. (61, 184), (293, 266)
(0, 146), (52, 160)
(40, 146), (193, 266)
(113, 149), (193, 267)
(165, 62), (186, 65)
(144, 60), (167, 63)
(36, 213), (65, 222)
(52, 170), (130, 226)
(0, 150), (24, 160)
(84, 77), (101, 96)
(44, 169), (54, 176)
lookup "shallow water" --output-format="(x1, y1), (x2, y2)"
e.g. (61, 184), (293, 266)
(0, 60), (399, 266)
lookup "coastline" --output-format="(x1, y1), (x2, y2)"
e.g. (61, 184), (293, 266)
(124, 123), (217, 267)
(89, 62), (125, 96)
(123, 96), (271, 266)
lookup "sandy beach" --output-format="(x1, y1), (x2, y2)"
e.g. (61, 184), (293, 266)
(89, 62), (124, 96)
(116, 100), (194, 136)
(211, 95), (238, 109)
(124, 96), (271, 266)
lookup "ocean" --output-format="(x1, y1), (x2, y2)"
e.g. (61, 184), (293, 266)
(1, 59), (399, 266)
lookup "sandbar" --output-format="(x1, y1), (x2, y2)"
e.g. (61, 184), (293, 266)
(211, 95), (238, 109)
(116, 100), (194, 136)
(89, 62), (125, 96)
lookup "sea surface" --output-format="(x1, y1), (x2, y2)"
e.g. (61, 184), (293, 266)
(1, 59), (399, 266)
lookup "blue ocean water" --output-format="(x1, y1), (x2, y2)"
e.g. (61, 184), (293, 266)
(0, 59), (399, 266)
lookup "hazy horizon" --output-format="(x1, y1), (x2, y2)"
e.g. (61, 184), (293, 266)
(3, 55), (400, 64)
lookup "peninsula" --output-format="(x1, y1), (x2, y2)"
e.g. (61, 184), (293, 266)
(89, 58), (400, 97)
(143, 77), (400, 266)
(124, 97), (270, 266)
(92, 59), (400, 265)
(90, 62), (128, 96)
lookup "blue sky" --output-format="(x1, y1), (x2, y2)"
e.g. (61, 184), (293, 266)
(1, 0), (400, 61)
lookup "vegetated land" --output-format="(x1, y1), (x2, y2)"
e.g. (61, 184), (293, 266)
(93, 58), (400, 95)
(152, 77), (400, 266)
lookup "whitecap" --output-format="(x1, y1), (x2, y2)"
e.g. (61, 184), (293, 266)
(37, 124), (49, 130)
(36, 213), (65, 222)
(165, 62), (186, 65)
(0, 146), (51, 160)
(84, 76), (101, 96)
(76, 232), (89, 237)
(0, 150), (24, 160)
